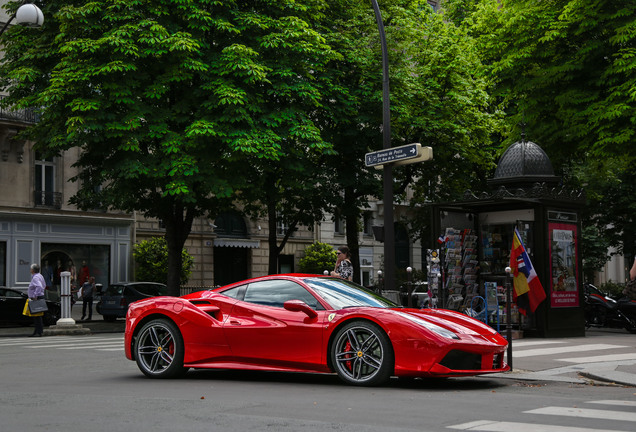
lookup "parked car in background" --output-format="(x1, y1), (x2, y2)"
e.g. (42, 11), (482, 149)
(0, 287), (61, 326)
(97, 282), (168, 322)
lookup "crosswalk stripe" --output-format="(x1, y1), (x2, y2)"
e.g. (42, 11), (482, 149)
(448, 400), (634, 431)
(0, 336), (123, 346)
(588, 400), (636, 407)
(25, 341), (123, 349)
(447, 420), (622, 431)
(558, 353), (636, 363)
(508, 340), (564, 348)
(96, 348), (124, 351)
(526, 406), (636, 422)
(512, 344), (627, 358)
(58, 344), (122, 350)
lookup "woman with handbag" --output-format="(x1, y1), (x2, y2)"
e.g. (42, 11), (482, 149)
(28, 263), (46, 337)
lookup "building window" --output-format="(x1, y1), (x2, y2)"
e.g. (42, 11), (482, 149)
(276, 213), (291, 237)
(0, 241), (6, 286)
(214, 211), (248, 237)
(362, 211), (374, 236)
(34, 152), (59, 208)
(334, 210), (345, 235)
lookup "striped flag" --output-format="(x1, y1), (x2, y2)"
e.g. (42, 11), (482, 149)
(510, 227), (546, 315)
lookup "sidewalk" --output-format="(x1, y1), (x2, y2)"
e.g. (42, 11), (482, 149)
(2, 311), (634, 387)
(0, 303), (125, 337)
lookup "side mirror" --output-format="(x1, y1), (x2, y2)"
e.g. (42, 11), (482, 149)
(284, 300), (318, 319)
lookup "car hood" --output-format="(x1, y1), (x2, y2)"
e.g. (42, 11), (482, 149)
(389, 308), (500, 337)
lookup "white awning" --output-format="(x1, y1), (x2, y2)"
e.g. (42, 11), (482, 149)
(213, 238), (260, 249)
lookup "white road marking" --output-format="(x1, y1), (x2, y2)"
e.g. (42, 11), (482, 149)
(447, 420), (621, 431)
(558, 353), (636, 363)
(512, 344), (627, 358)
(525, 406), (636, 422)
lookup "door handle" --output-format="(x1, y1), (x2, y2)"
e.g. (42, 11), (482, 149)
(229, 319), (241, 326)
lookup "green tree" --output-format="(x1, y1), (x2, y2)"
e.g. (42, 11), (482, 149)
(1, 0), (338, 295)
(457, 0), (636, 275)
(464, 0), (636, 164)
(298, 242), (337, 275)
(319, 1), (499, 256)
(133, 237), (194, 285)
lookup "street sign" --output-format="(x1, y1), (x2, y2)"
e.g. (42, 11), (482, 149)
(365, 143), (433, 168)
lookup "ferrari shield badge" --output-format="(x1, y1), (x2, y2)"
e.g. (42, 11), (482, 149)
(328, 313), (336, 322)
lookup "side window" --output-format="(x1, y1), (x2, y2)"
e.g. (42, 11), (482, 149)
(243, 280), (321, 309)
(220, 285), (244, 299)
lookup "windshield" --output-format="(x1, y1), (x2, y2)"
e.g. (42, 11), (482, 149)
(303, 277), (399, 310)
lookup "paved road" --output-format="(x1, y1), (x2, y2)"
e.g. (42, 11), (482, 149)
(1, 327), (635, 431)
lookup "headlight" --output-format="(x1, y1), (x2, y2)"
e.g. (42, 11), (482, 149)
(397, 312), (459, 339)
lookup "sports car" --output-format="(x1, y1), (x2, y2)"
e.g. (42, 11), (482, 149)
(124, 275), (509, 386)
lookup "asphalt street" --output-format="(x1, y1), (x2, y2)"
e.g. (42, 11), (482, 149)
(2, 306), (635, 387)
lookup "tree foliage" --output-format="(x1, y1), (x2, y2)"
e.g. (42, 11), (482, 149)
(1, 0), (339, 293)
(133, 237), (194, 285)
(462, 0), (636, 164)
(450, 0), (636, 277)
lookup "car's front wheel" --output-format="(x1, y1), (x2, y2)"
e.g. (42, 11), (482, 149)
(331, 321), (393, 386)
(134, 319), (187, 379)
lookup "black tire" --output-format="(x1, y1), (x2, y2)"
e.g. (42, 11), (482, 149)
(134, 319), (187, 379)
(330, 321), (393, 386)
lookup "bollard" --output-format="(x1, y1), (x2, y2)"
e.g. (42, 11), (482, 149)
(57, 271), (76, 326)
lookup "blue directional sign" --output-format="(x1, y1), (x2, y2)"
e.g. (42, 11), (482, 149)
(365, 143), (432, 167)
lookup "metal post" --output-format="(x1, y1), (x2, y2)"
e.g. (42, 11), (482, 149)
(406, 266), (413, 307)
(371, 0), (395, 292)
(505, 266), (513, 371)
(57, 271), (75, 325)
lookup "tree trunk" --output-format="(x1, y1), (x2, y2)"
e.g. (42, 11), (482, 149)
(267, 200), (279, 274)
(163, 203), (194, 297)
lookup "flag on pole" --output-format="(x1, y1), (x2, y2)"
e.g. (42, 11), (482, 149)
(510, 227), (546, 315)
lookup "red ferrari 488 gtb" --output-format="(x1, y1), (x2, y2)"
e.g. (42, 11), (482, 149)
(125, 275), (509, 386)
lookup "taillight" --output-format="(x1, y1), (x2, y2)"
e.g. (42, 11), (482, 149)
(120, 298), (128, 307)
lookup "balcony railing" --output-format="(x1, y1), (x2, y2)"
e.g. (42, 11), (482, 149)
(34, 191), (62, 209)
(0, 95), (39, 124)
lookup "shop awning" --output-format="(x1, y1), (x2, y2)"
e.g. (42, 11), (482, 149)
(213, 238), (260, 249)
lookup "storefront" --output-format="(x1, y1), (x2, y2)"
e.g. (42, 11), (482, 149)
(430, 139), (585, 337)
(0, 211), (133, 293)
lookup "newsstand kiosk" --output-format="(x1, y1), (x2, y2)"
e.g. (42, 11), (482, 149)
(430, 139), (585, 338)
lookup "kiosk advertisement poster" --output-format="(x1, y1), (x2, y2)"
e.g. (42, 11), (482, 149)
(548, 222), (579, 308)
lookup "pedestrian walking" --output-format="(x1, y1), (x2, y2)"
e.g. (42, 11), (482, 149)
(28, 263), (46, 337)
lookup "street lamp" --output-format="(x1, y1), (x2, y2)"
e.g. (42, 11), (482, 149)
(0, 2), (44, 37)
(370, 0), (396, 292)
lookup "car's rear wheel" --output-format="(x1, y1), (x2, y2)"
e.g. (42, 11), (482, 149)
(331, 320), (393, 386)
(134, 319), (187, 379)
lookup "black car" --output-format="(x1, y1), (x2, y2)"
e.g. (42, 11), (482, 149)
(96, 282), (168, 322)
(0, 287), (61, 326)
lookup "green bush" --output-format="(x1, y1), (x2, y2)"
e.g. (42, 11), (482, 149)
(599, 281), (626, 297)
(133, 236), (194, 285)
(298, 242), (337, 275)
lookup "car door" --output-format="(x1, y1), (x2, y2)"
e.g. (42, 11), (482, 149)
(0, 288), (28, 323)
(222, 279), (327, 369)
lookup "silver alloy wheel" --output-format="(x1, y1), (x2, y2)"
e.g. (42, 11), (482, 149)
(136, 321), (177, 375)
(333, 325), (385, 384)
